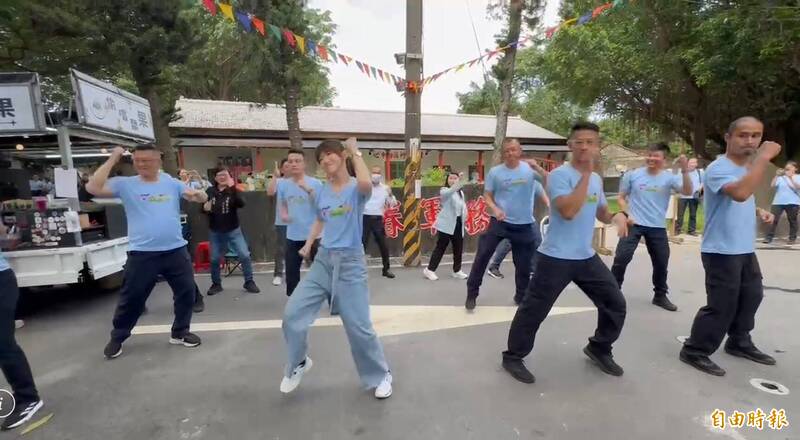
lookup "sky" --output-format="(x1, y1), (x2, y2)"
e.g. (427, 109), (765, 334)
(307, 0), (562, 114)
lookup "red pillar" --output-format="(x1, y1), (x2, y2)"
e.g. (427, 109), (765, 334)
(384, 151), (391, 180)
(477, 151), (484, 181)
(437, 150), (444, 168)
(178, 147), (185, 168)
(254, 148), (264, 172)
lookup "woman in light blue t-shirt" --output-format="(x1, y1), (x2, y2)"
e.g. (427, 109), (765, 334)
(279, 138), (392, 400)
(765, 161), (800, 244)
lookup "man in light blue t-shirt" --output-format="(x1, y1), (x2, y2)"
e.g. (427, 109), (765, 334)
(277, 149), (324, 296)
(502, 122), (630, 384)
(487, 179), (550, 279)
(675, 158), (704, 235)
(466, 138), (548, 309)
(611, 142), (692, 312)
(680, 116), (780, 377)
(764, 161), (800, 244)
(87, 144), (208, 360)
(267, 159), (290, 286)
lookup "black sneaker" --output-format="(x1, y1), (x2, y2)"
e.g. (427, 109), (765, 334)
(382, 269), (396, 279)
(679, 349), (726, 376)
(724, 344), (776, 365)
(243, 280), (261, 293)
(104, 340), (123, 359)
(465, 297), (476, 311)
(583, 345), (624, 376)
(193, 295), (205, 313)
(1, 400), (43, 431)
(502, 359), (535, 384)
(207, 283), (223, 296)
(169, 332), (202, 348)
(487, 268), (504, 279)
(652, 296), (678, 312)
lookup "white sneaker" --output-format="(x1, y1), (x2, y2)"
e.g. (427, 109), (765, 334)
(451, 271), (468, 280)
(272, 276), (282, 286)
(422, 268), (439, 281)
(280, 357), (312, 394)
(374, 373), (393, 399)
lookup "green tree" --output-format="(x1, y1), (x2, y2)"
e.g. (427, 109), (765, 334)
(456, 80), (516, 115)
(538, 0), (800, 161)
(487, 0), (544, 163)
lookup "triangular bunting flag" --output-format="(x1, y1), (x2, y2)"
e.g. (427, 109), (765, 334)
(306, 39), (317, 57)
(339, 54), (349, 64)
(251, 17), (265, 35)
(455, 63), (466, 72)
(370, 66), (377, 78)
(563, 17), (578, 27)
(468, 58), (480, 67)
(545, 26), (558, 39)
(295, 34), (305, 54)
(355, 60), (364, 72)
(377, 69), (385, 80)
(318, 45), (329, 61)
(282, 29), (296, 47)
(486, 50), (499, 60)
(236, 11), (252, 32)
(202, 0), (217, 16)
(344, 55), (353, 64)
(577, 12), (592, 25)
(269, 24), (282, 41)
(219, 3), (234, 21)
(593, 3), (613, 17)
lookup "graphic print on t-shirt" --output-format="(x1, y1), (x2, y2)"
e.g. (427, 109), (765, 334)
(138, 193), (172, 203)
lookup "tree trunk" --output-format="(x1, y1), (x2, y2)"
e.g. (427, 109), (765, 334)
(142, 85), (179, 175)
(285, 80), (303, 149)
(491, 0), (523, 165)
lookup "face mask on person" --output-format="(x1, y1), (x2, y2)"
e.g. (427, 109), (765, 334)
(371, 174), (382, 184)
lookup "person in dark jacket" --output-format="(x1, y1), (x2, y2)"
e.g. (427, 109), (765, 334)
(204, 167), (260, 295)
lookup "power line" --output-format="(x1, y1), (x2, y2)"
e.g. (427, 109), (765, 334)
(465, 0), (498, 114)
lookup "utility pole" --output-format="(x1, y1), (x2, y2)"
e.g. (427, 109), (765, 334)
(401, 0), (424, 267)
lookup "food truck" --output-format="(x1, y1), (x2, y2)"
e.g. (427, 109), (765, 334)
(0, 70), (154, 288)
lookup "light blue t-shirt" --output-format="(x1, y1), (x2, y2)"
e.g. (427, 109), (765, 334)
(538, 164), (607, 260)
(316, 178), (368, 250)
(701, 156), (755, 255)
(0, 251), (9, 272)
(108, 173), (188, 252)
(485, 162), (537, 225)
(619, 168), (683, 228)
(772, 175), (800, 206)
(278, 176), (324, 241)
(274, 178), (287, 227)
(680, 169), (704, 199)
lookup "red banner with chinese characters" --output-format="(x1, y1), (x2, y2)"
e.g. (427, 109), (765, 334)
(387, 195), (490, 237)
(383, 205), (405, 239)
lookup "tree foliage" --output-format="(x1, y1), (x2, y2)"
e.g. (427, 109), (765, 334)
(538, 0), (800, 160)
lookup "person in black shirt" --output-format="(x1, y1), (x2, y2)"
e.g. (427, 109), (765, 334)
(204, 167), (260, 295)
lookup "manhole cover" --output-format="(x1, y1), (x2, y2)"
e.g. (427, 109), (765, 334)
(749, 378), (790, 396)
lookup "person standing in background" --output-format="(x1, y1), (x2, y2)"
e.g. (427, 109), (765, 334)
(267, 159), (290, 286)
(277, 150), (324, 296)
(763, 161), (800, 244)
(204, 167), (260, 296)
(423, 171), (469, 281)
(362, 166), (396, 279)
(675, 157), (704, 236)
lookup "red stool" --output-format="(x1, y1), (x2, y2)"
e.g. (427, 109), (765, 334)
(194, 241), (212, 272)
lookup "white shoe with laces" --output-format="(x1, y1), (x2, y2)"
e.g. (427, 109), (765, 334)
(280, 357), (312, 394)
(422, 268), (439, 281)
(374, 373), (393, 399)
(272, 276), (282, 286)
(451, 271), (468, 280)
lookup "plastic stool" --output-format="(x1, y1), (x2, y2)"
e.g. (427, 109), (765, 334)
(194, 241), (212, 272)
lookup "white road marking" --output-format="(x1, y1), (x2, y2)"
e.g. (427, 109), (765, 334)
(131, 305), (594, 336)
